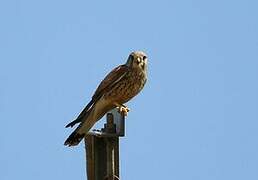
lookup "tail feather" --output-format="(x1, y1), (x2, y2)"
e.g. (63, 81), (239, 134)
(65, 99), (94, 128)
(64, 116), (97, 146)
(64, 105), (98, 146)
(65, 118), (81, 128)
(64, 98), (110, 147)
(64, 131), (85, 146)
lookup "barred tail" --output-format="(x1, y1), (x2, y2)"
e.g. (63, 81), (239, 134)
(64, 131), (85, 146)
(64, 105), (98, 146)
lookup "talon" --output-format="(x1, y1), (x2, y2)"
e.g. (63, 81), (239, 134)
(117, 106), (130, 116)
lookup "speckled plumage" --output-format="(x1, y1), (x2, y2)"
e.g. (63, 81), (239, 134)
(64, 51), (147, 146)
(105, 66), (147, 103)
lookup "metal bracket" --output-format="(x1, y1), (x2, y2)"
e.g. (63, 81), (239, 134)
(84, 109), (125, 180)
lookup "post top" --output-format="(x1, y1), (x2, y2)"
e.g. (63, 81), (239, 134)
(89, 108), (125, 137)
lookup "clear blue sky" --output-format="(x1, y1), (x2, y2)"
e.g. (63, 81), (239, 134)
(1, 0), (258, 180)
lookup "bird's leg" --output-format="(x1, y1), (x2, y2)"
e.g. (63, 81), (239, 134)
(114, 102), (130, 116)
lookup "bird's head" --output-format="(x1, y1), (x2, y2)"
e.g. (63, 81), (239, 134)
(126, 51), (148, 71)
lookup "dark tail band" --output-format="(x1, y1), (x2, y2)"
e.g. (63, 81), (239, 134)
(64, 131), (85, 147)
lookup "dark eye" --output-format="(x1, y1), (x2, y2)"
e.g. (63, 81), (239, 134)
(143, 56), (147, 60)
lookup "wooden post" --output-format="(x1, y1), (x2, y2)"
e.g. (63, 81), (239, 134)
(84, 109), (125, 180)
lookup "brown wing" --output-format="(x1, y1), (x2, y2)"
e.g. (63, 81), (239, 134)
(65, 99), (94, 128)
(65, 64), (129, 128)
(92, 64), (129, 100)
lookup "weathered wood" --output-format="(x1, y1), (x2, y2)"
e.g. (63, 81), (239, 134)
(85, 109), (124, 180)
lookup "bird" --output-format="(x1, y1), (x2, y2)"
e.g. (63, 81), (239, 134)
(64, 51), (148, 146)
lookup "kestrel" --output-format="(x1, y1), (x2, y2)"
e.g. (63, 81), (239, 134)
(64, 51), (148, 146)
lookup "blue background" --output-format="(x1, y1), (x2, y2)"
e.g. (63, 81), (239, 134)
(1, 0), (258, 180)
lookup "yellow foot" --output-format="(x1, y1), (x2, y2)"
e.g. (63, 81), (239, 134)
(117, 106), (130, 116)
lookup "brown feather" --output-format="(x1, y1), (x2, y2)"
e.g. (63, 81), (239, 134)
(64, 65), (128, 128)
(92, 65), (129, 100)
